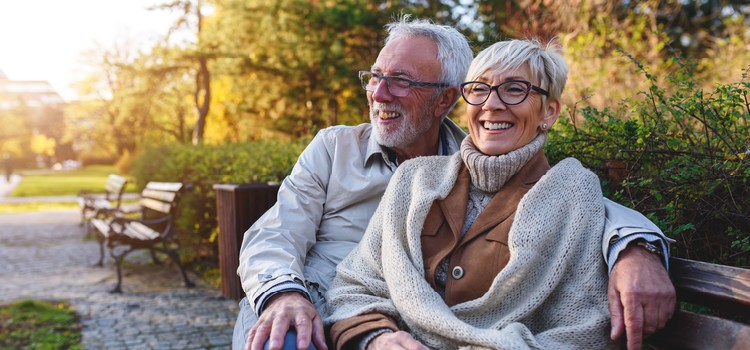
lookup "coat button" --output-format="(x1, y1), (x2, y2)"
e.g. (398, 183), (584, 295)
(451, 266), (464, 280)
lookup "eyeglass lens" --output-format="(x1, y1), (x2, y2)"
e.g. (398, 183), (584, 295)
(462, 81), (531, 105)
(359, 72), (411, 97)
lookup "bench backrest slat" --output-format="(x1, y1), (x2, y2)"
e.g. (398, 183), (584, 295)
(103, 174), (128, 203)
(104, 174), (127, 192)
(648, 257), (750, 349)
(670, 257), (750, 314)
(142, 189), (178, 203)
(138, 181), (185, 215)
(145, 182), (184, 192)
(140, 198), (174, 214)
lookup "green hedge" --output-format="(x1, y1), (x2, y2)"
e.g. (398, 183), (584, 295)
(547, 58), (749, 266)
(131, 138), (308, 263)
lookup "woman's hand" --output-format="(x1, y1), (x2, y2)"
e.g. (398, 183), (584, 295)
(367, 331), (429, 350)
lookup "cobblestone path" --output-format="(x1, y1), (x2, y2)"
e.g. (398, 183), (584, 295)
(0, 209), (240, 349)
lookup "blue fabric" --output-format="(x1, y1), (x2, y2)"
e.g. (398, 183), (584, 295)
(263, 329), (318, 350)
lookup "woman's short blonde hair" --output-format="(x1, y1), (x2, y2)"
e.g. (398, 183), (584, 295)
(466, 38), (568, 104)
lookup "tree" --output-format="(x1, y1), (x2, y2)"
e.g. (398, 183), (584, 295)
(150, 0), (215, 145)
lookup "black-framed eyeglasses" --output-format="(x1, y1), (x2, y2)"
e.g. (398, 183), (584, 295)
(460, 80), (549, 106)
(359, 71), (448, 97)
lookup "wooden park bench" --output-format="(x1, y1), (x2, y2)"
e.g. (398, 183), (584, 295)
(648, 257), (750, 349)
(212, 186), (750, 347)
(90, 181), (195, 293)
(77, 174), (128, 227)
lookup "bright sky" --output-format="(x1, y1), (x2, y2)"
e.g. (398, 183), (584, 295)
(0, 0), (179, 102)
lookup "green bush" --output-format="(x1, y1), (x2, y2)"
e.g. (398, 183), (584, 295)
(547, 55), (749, 266)
(130, 138), (308, 265)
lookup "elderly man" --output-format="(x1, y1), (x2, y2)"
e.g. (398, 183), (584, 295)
(233, 17), (675, 350)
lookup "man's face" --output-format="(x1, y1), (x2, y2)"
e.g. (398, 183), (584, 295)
(367, 36), (444, 151)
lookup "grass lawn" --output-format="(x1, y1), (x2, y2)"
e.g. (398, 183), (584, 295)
(0, 299), (82, 349)
(10, 165), (136, 197)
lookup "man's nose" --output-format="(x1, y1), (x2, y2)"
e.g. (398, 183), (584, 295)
(371, 80), (394, 103)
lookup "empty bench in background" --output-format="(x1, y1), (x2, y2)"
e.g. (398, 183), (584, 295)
(77, 174), (128, 226)
(90, 181), (195, 293)
(649, 257), (750, 349)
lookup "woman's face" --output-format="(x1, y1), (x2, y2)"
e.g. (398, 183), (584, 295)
(466, 63), (560, 156)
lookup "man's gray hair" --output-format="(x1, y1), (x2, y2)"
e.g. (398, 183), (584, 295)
(384, 16), (473, 89)
(466, 38), (568, 105)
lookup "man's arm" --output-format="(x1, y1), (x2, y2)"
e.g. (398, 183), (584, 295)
(601, 198), (676, 350)
(237, 130), (334, 350)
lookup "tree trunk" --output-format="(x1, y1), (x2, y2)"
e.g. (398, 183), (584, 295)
(192, 55), (210, 145)
(191, 0), (210, 145)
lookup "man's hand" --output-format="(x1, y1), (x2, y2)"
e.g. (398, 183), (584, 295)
(367, 331), (428, 350)
(246, 292), (328, 350)
(608, 244), (676, 350)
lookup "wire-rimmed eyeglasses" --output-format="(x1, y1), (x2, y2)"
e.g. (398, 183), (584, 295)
(359, 71), (448, 97)
(460, 80), (549, 106)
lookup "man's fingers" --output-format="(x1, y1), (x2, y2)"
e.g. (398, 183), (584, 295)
(266, 317), (292, 350)
(641, 299), (659, 336)
(248, 320), (274, 350)
(293, 314), (313, 350)
(310, 314), (328, 350)
(608, 286), (625, 340)
(624, 298), (644, 350)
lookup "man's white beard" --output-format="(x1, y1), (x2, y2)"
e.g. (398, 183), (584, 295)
(370, 101), (437, 149)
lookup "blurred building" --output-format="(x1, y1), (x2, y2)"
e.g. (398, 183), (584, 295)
(0, 68), (71, 167)
(0, 68), (65, 109)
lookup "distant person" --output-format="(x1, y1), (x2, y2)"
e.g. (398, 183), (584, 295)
(3, 154), (11, 183)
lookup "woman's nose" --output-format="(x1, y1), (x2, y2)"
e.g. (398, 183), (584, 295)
(483, 89), (506, 111)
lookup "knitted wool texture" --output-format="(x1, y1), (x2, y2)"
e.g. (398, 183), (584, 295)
(324, 153), (616, 349)
(461, 134), (546, 193)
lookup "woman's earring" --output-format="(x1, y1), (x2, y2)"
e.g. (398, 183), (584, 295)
(542, 123), (548, 130)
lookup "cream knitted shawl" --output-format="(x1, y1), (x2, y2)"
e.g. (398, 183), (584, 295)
(324, 154), (616, 350)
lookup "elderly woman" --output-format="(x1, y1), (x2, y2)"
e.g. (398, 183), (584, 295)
(324, 38), (618, 349)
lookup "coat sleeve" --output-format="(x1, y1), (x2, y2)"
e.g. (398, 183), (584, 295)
(601, 197), (673, 269)
(237, 129), (332, 314)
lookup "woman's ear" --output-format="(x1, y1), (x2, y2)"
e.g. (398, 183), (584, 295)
(542, 99), (561, 129)
(433, 87), (459, 119)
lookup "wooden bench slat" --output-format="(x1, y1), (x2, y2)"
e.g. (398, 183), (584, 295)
(78, 174), (129, 226)
(104, 175), (127, 193)
(648, 310), (750, 350)
(142, 189), (178, 202)
(140, 198), (173, 214)
(123, 221), (160, 240)
(91, 199), (114, 210)
(91, 219), (111, 238)
(145, 182), (183, 192)
(670, 257), (750, 313)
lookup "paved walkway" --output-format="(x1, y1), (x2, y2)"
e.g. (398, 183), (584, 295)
(0, 209), (240, 349)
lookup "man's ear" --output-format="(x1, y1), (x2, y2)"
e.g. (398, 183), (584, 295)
(433, 87), (459, 119)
